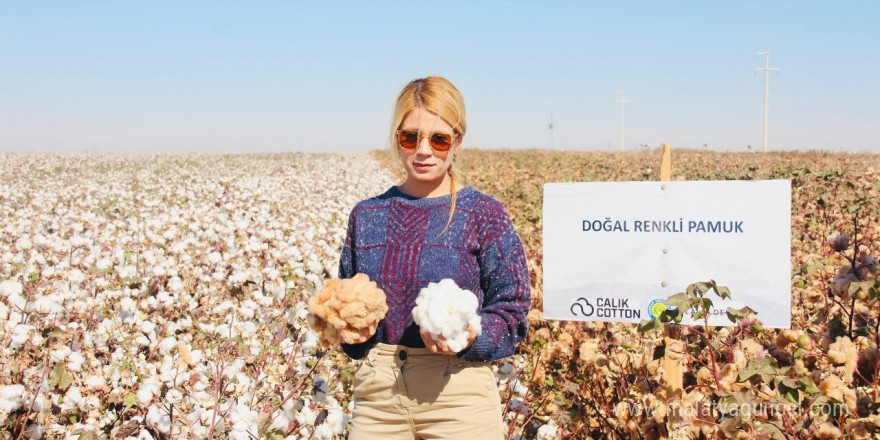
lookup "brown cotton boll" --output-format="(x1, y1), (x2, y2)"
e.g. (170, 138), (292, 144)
(845, 419), (872, 440)
(579, 340), (598, 364)
(558, 331), (574, 346)
(531, 363), (546, 385)
(626, 419), (639, 434)
(307, 273), (388, 347)
(775, 329), (799, 348)
(535, 327), (551, 340)
(820, 375), (847, 402)
(696, 367), (713, 384)
(732, 349), (747, 370)
(740, 338), (766, 358)
(665, 340), (686, 361)
(718, 364), (739, 392)
(527, 308), (544, 326)
(803, 287), (824, 305)
(814, 422), (843, 440)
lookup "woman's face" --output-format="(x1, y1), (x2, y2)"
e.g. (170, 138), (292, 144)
(397, 107), (460, 186)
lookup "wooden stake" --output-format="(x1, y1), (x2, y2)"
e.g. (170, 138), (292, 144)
(660, 143), (671, 182)
(659, 142), (683, 406)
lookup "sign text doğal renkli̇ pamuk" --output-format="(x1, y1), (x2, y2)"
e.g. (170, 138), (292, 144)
(581, 218), (744, 234)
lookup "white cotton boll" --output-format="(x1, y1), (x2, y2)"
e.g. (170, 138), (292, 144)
(16, 237), (33, 251)
(313, 424), (334, 440)
(228, 404), (259, 439)
(269, 408), (295, 432)
(509, 379), (529, 398)
(96, 257), (112, 271)
(65, 386), (84, 408)
(67, 351), (85, 372)
(146, 406), (171, 434)
(167, 276), (184, 293)
(84, 375), (105, 389)
(189, 350), (203, 366)
(137, 380), (161, 405)
(0, 280), (23, 297)
(50, 345), (71, 362)
(412, 279), (482, 352)
(10, 325), (33, 350)
(119, 265), (137, 279)
(68, 269), (86, 284)
(325, 408), (347, 435)
(136, 428), (155, 440)
(0, 384), (25, 413)
(296, 406), (316, 426)
(537, 423), (559, 440)
(301, 330), (319, 351)
(27, 296), (64, 315)
(158, 337), (177, 356)
(7, 293), (27, 313)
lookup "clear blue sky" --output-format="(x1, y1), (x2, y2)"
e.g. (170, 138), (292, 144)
(2, 1), (877, 153)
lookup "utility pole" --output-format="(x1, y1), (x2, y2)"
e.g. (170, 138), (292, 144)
(755, 51), (780, 153)
(549, 112), (555, 150)
(615, 90), (629, 151)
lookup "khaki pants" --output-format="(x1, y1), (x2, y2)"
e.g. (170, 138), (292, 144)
(349, 343), (506, 440)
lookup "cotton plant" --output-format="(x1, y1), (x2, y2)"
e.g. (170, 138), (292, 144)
(0, 153), (394, 437)
(412, 279), (483, 352)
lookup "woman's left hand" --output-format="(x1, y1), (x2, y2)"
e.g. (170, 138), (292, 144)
(421, 323), (477, 355)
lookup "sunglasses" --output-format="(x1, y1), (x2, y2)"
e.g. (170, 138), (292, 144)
(396, 129), (458, 152)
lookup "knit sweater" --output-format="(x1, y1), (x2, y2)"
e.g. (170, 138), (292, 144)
(338, 185), (531, 362)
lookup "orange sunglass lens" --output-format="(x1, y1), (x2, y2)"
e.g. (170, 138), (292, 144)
(398, 130), (418, 149)
(429, 133), (452, 151)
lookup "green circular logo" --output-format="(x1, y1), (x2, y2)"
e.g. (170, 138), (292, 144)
(648, 299), (668, 319)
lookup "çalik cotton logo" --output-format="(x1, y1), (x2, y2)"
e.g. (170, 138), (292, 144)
(570, 297), (641, 319)
(570, 297), (594, 317)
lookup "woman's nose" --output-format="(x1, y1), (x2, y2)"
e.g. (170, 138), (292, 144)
(415, 136), (433, 155)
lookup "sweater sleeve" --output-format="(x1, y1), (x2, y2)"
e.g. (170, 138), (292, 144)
(458, 205), (531, 362)
(337, 206), (379, 360)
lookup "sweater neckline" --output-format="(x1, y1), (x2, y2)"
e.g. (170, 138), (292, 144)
(387, 184), (476, 206)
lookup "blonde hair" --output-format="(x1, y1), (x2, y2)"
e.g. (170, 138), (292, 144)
(389, 76), (467, 234)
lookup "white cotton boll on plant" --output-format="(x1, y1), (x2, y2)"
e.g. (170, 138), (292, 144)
(325, 408), (347, 435)
(67, 351), (85, 372)
(10, 325), (33, 349)
(313, 424), (334, 440)
(158, 337), (177, 356)
(0, 280), (23, 298)
(537, 423), (559, 440)
(145, 406), (171, 434)
(412, 279), (482, 352)
(0, 384), (25, 413)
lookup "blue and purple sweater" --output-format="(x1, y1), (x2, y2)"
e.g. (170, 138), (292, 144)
(338, 185), (531, 362)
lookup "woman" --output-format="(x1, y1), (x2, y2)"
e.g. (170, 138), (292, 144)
(338, 76), (531, 440)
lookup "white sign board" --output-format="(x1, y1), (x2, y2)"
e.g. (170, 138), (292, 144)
(543, 180), (791, 328)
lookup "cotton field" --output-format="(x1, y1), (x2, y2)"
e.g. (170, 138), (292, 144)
(0, 153), (405, 439)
